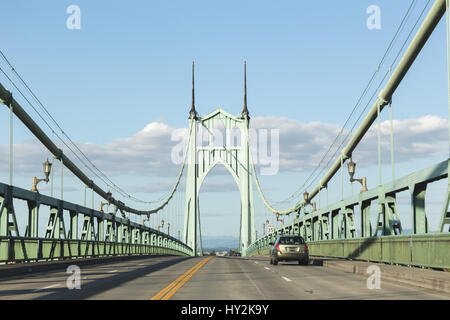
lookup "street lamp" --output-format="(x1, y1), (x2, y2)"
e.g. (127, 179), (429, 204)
(98, 191), (112, 212)
(106, 191), (112, 204)
(99, 201), (108, 213)
(303, 191), (309, 204)
(167, 223), (170, 235)
(161, 219), (165, 228)
(31, 159), (52, 193)
(99, 191), (112, 213)
(347, 158), (368, 193)
(303, 190), (316, 213)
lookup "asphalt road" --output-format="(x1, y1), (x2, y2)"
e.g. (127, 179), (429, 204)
(0, 256), (448, 300)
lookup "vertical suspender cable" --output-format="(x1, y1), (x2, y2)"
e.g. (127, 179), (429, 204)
(60, 157), (64, 200)
(389, 97), (395, 181)
(9, 67), (13, 186)
(377, 100), (382, 185)
(376, 67), (382, 186)
(340, 155), (344, 200)
(51, 156), (55, 197)
(84, 184), (87, 207)
(446, 0), (450, 194)
(447, 0), (450, 160)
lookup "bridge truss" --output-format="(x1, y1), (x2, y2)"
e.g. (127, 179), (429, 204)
(247, 0), (450, 269)
(0, 0), (449, 267)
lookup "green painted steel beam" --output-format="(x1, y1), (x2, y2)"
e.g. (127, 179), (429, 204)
(0, 182), (192, 257)
(0, 82), (158, 217)
(248, 160), (449, 264)
(300, 0), (447, 207)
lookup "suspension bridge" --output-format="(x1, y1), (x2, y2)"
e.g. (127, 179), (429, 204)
(0, 0), (449, 300)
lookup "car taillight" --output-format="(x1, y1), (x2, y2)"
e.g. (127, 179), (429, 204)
(304, 244), (308, 252)
(276, 244), (280, 251)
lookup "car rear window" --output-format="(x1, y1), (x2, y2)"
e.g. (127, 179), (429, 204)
(279, 237), (304, 245)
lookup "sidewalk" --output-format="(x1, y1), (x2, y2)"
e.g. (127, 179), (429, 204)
(313, 257), (450, 295)
(0, 254), (175, 279)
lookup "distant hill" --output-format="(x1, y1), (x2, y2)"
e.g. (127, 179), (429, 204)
(201, 229), (420, 251)
(202, 235), (239, 251)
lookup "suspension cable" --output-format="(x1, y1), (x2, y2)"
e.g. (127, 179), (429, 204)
(268, 0), (420, 205)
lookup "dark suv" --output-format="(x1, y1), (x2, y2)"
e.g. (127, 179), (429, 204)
(269, 235), (309, 265)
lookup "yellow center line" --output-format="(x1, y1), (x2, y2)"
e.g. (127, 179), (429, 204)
(150, 258), (205, 300)
(150, 256), (213, 300)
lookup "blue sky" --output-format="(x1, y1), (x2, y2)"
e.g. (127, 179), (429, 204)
(0, 1), (448, 241)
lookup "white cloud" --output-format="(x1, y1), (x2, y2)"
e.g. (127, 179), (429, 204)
(127, 179), (238, 194)
(1, 115), (447, 185)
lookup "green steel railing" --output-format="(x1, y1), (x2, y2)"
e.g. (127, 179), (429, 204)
(0, 183), (192, 263)
(247, 160), (450, 269)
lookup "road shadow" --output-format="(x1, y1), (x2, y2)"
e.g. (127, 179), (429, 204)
(32, 256), (192, 300)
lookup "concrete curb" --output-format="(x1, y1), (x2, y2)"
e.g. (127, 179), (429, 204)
(0, 254), (180, 279)
(317, 258), (450, 295)
(250, 255), (450, 295)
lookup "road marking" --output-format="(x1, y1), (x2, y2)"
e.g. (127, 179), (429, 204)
(264, 267), (271, 270)
(107, 269), (118, 273)
(32, 284), (59, 293)
(151, 256), (213, 300)
(282, 276), (292, 282)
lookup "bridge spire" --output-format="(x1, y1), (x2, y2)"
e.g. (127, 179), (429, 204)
(189, 61), (198, 119)
(241, 61), (250, 119)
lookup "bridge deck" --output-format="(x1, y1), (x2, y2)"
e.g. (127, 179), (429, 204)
(0, 256), (447, 300)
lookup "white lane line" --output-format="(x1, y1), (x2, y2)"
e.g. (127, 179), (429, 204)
(282, 276), (292, 282)
(264, 267), (271, 270)
(107, 269), (119, 273)
(32, 284), (59, 293)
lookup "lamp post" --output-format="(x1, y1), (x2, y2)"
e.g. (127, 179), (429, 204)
(142, 217), (150, 226)
(99, 201), (108, 213)
(167, 223), (170, 236)
(303, 190), (316, 212)
(303, 191), (309, 204)
(31, 159), (52, 193)
(99, 191), (112, 213)
(347, 158), (368, 193)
